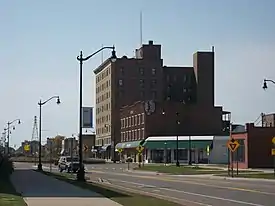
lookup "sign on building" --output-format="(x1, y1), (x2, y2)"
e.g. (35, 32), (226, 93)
(82, 107), (93, 128)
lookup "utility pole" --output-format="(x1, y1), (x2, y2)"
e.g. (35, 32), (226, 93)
(31, 116), (39, 165)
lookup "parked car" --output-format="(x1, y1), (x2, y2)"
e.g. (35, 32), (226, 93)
(58, 156), (82, 173)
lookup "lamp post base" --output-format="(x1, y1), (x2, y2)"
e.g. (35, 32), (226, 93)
(77, 167), (86, 182)
(37, 163), (43, 171)
(176, 161), (180, 167)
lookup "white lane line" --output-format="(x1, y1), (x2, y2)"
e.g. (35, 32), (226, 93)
(103, 180), (209, 206)
(108, 178), (264, 206)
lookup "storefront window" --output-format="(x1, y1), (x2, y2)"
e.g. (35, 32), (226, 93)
(174, 149), (188, 160)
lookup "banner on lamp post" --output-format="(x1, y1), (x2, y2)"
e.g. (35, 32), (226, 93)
(82, 107), (93, 128)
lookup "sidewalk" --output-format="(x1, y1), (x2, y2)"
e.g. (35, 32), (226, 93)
(11, 169), (122, 206)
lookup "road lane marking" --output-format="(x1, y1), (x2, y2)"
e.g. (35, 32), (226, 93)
(89, 170), (275, 196)
(108, 178), (265, 206)
(97, 180), (210, 206)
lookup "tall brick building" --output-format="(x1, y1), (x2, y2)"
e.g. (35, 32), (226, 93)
(94, 40), (227, 160)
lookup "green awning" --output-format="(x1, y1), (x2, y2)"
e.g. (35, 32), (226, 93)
(143, 140), (212, 150)
(115, 140), (144, 149)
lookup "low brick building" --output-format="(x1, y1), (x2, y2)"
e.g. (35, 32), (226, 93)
(116, 100), (228, 162)
(231, 123), (275, 169)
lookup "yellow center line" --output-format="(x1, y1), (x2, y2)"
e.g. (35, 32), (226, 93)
(88, 170), (275, 196)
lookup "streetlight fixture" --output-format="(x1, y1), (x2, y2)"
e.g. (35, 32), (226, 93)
(76, 46), (117, 182)
(263, 79), (275, 90)
(6, 119), (21, 155)
(37, 96), (61, 171)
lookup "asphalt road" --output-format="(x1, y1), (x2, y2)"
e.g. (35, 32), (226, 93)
(15, 162), (275, 206)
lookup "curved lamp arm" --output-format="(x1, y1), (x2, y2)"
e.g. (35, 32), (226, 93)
(39, 96), (60, 106)
(77, 46), (115, 62)
(264, 79), (275, 84)
(8, 118), (21, 125)
(263, 79), (275, 90)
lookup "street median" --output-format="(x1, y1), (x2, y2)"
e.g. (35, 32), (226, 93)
(36, 170), (182, 206)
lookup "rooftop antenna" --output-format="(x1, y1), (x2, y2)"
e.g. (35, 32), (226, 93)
(140, 11), (143, 46)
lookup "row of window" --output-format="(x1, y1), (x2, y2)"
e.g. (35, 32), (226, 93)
(118, 79), (157, 88)
(121, 113), (145, 129)
(96, 92), (111, 104)
(119, 67), (157, 76)
(95, 137), (111, 146)
(166, 74), (191, 83)
(121, 128), (145, 142)
(96, 80), (111, 94)
(96, 114), (111, 125)
(96, 67), (111, 83)
(96, 102), (111, 114)
(96, 124), (111, 136)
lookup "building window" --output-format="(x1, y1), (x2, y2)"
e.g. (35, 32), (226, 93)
(120, 67), (124, 74)
(131, 116), (134, 126)
(150, 80), (156, 88)
(134, 115), (137, 126)
(125, 117), (128, 128)
(135, 130), (137, 140)
(119, 79), (123, 86)
(141, 113), (144, 124)
(141, 128), (145, 139)
(183, 75), (187, 83)
(139, 68), (144, 75)
(138, 129), (141, 139)
(137, 114), (141, 125)
(174, 149), (188, 160)
(139, 79), (144, 88)
(131, 130), (133, 141)
(152, 68), (156, 75)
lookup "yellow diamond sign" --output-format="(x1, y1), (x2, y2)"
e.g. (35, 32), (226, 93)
(24, 144), (30, 151)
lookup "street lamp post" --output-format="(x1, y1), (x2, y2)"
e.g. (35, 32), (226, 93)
(188, 135), (192, 165)
(76, 46), (116, 182)
(37, 96), (61, 171)
(176, 112), (180, 167)
(263, 79), (275, 90)
(6, 119), (21, 155)
(162, 110), (180, 167)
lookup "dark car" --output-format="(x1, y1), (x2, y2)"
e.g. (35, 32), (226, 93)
(58, 156), (82, 173)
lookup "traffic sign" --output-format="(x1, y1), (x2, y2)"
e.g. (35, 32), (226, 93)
(24, 144), (30, 152)
(136, 145), (144, 154)
(83, 145), (88, 152)
(227, 139), (240, 153)
(272, 149), (275, 156)
(272, 137), (275, 144)
(117, 148), (123, 153)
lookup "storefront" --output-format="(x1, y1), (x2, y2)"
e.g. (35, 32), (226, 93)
(142, 136), (213, 164)
(115, 140), (145, 162)
(100, 144), (111, 159)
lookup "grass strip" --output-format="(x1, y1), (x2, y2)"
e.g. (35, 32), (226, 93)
(0, 158), (27, 206)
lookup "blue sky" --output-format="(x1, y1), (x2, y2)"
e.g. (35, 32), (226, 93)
(1, 0), (275, 147)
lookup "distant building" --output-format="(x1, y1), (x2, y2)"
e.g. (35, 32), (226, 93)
(94, 40), (229, 160)
(231, 123), (275, 169)
(262, 113), (275, 127)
